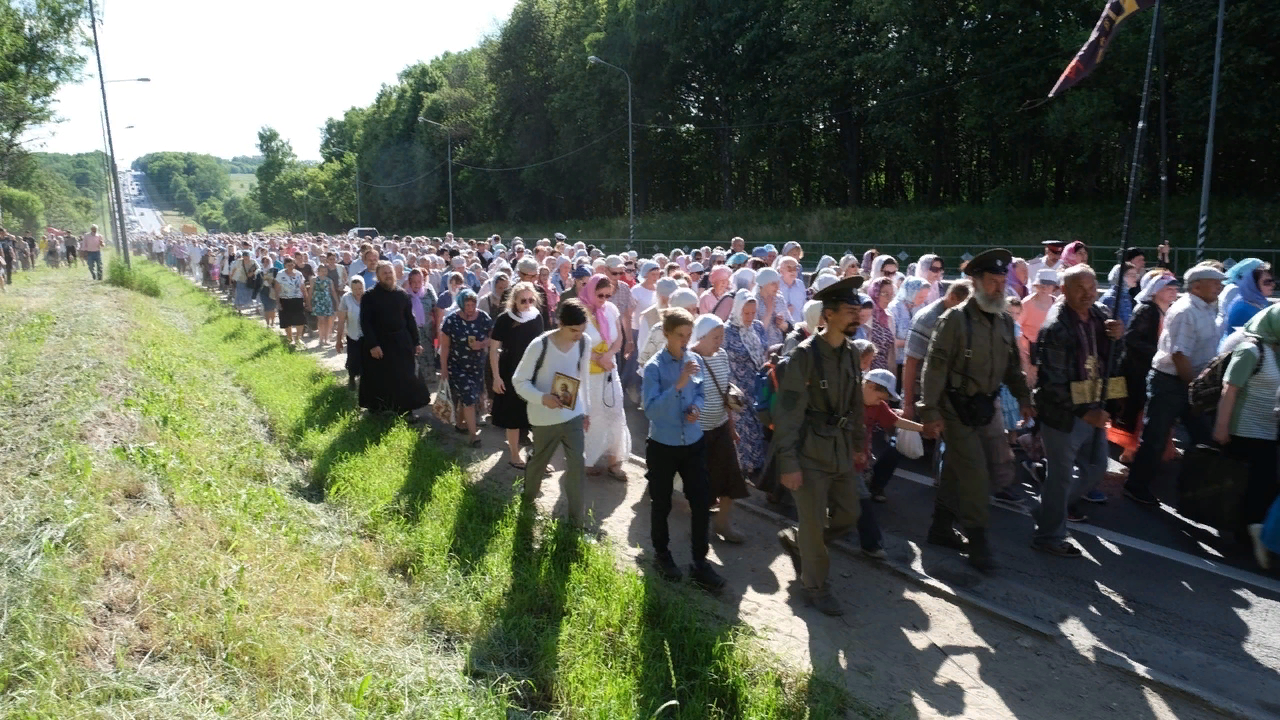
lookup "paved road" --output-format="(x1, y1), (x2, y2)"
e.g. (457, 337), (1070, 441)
(622, 389), (1280, 718)
(123, 170), (164, 235)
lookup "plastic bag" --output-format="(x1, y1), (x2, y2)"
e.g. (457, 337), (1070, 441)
(1262, 496), (1280, 555)
(432, 383), (455, 425)
(896, 429), (924, 459)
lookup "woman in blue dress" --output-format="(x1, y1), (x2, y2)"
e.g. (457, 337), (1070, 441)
(724, 289), (769, 478)
(439, 288), (494, 446)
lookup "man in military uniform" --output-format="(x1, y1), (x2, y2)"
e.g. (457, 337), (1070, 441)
(775, 276), (867, 616)
(919, 249), (1032, 571)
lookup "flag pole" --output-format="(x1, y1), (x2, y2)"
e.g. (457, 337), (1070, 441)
(1195, 0), (1227, 261)
(1157, 9), (1169, 255)
(1105, 0), (1162, 402)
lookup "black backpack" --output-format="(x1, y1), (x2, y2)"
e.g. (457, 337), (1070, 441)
(1188, 339), (1263, 416)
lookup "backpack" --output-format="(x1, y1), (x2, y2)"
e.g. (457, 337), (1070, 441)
(1188, 339), (1263, 415)
(754, 337), (818, 430)
(531, 333), (588, 385)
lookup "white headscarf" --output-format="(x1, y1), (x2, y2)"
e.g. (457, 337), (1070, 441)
(732, 267), (756, 292)
(1135, 272), (1177, 304)
(729, 290), (765, 367)
(916, 253), (943, 304)
(692, 313), (724, 346)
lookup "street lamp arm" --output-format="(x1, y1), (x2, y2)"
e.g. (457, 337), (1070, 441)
(585, 55), (635, 247)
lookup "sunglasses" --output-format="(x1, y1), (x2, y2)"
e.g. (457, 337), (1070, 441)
(1262, 278), (1276, 287)
(882, 269), (896, 276)
(597, 293), (614, 300)
(930, 265), (943, 272)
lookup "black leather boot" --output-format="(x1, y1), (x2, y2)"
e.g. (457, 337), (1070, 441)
(966, 526), (996, 572)
(927, 507), (968, 550)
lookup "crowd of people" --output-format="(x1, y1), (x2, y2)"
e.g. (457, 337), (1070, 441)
(136, 228), (1280, 615)
(0, 224), (106, 287)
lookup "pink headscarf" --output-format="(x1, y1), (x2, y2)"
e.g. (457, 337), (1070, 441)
(582, 273), (614, 344)
(1061, 241), (1089, 269)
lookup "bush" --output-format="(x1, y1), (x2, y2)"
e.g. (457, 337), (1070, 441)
(106, 257), (162, 297)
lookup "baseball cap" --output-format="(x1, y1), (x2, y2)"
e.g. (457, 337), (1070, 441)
(864, 368), (899, 401)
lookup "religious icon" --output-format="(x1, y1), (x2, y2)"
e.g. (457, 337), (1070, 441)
(552, 372), (580, 410)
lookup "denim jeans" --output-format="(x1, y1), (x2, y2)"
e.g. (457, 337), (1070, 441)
(84, 250), (103, 280)
(1034, 418), (1107, 543)
(1127, 370), (1211, 493)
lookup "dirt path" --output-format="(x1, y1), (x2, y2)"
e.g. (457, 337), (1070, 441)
(231, 295), (1226, 720)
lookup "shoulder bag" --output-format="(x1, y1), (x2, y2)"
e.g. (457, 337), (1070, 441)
(703, 353), (748, 413)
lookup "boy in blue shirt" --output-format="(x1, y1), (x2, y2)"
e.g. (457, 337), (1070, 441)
(642, 307), (726, 592)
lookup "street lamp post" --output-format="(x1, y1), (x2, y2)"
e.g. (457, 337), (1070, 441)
(418, 117), (454, 235)
(87, 0), (138, 267)
(588, 55), (634, 248)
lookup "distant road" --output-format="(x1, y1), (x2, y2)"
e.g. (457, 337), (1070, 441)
(123, 170), (165, 235)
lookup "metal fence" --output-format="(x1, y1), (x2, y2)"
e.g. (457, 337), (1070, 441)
(586, 239), (1280, 277)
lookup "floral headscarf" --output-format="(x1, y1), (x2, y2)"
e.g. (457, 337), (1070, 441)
(894, 277), (929, 308)
(861, 250), (878, 275)
(582, 273), (614, 344)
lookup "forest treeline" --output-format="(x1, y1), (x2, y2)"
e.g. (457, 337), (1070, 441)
(243, 0), (1278, 234)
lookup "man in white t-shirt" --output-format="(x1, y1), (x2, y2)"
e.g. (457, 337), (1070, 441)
(80, 225), (105, 280)
(513, 299), (594, 528)
(1025, 239), (1065, 284)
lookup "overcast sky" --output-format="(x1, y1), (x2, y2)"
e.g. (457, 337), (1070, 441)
(30, 0), (517, 164)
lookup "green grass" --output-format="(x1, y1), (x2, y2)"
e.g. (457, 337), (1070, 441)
(0, 263), (854, 718)
(229, 173), (256, 195)
(437, 197), (1278, 269)
(105, 257), (162, 296)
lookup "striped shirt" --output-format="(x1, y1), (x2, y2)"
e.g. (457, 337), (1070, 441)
(696, 349), (733, 430)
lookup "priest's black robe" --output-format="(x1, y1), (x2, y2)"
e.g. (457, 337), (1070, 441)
(358, 283), (432, 414)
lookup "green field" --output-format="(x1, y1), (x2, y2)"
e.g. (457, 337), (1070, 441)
(229, 173), (256, 195)
(0, 261), (850, 718)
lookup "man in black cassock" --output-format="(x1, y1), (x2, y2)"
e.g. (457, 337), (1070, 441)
(359, 261), (432, 416)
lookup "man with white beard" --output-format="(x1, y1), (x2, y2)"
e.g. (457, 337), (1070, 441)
(918, 248), (1034, 572)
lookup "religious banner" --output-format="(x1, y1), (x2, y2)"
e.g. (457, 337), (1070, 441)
(1048, 0), (1157, 97)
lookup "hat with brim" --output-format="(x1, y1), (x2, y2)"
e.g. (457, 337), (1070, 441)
(1042, 239), (1066, 248)
(964, 248), (1013, 277)
(1184, 265), (1227, 284)
(1034, 268), (1060, 286)
(865, 368), (900, 401)
(812, 275), (865, 307)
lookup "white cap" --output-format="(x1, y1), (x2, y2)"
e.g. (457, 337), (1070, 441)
(655, 276), (679, 298)
(1184, 265), (1227, 284)
(1035, 268), (1059, 286)
(606, 255), (624, 270)
(669, 288), (699, 309)
(517, 257), (539, 275)
(687, 262), (705, 273)
(864, 368), (899, 401)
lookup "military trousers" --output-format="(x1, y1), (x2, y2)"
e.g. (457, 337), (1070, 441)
(936, 407), (1014, 529)
(793, 464), (861, 591)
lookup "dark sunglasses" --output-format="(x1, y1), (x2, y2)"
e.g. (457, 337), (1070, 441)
(930, 264), (943, 272)
(597, 293), (614, 300)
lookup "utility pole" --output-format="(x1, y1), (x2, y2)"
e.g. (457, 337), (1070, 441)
(88, 0), (132, 267)
(1195, 0), (1228, 261)
(100, 112), (120, 252)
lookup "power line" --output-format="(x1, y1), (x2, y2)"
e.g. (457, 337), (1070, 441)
(358, 159), (449, 189)
(452, 126), (626, 172)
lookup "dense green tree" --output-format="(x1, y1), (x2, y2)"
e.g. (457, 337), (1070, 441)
(250, 0), (1280, 234)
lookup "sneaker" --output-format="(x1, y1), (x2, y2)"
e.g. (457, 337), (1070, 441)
(806, 586), (844, 616)
(1123, 483), (1160, 506)
(690, 561), (727, 592)
(1066, 505), (1088, 523)
(862, 546), (888, 560)
(1247, 524), (1271, 570)
(1082, 489), (1108, 504)
(653, 551), (683, 581)
(1031, 539), (1083, 558)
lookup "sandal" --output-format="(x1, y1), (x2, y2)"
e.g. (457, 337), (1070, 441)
(607, 466), (628, 482)
(1031, 540), (1082, 558)
(508, 461), (527, 470)
(872, 493), (888, 504)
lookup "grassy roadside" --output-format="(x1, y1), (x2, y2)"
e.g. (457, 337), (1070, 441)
(0, 262), (852, 718)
